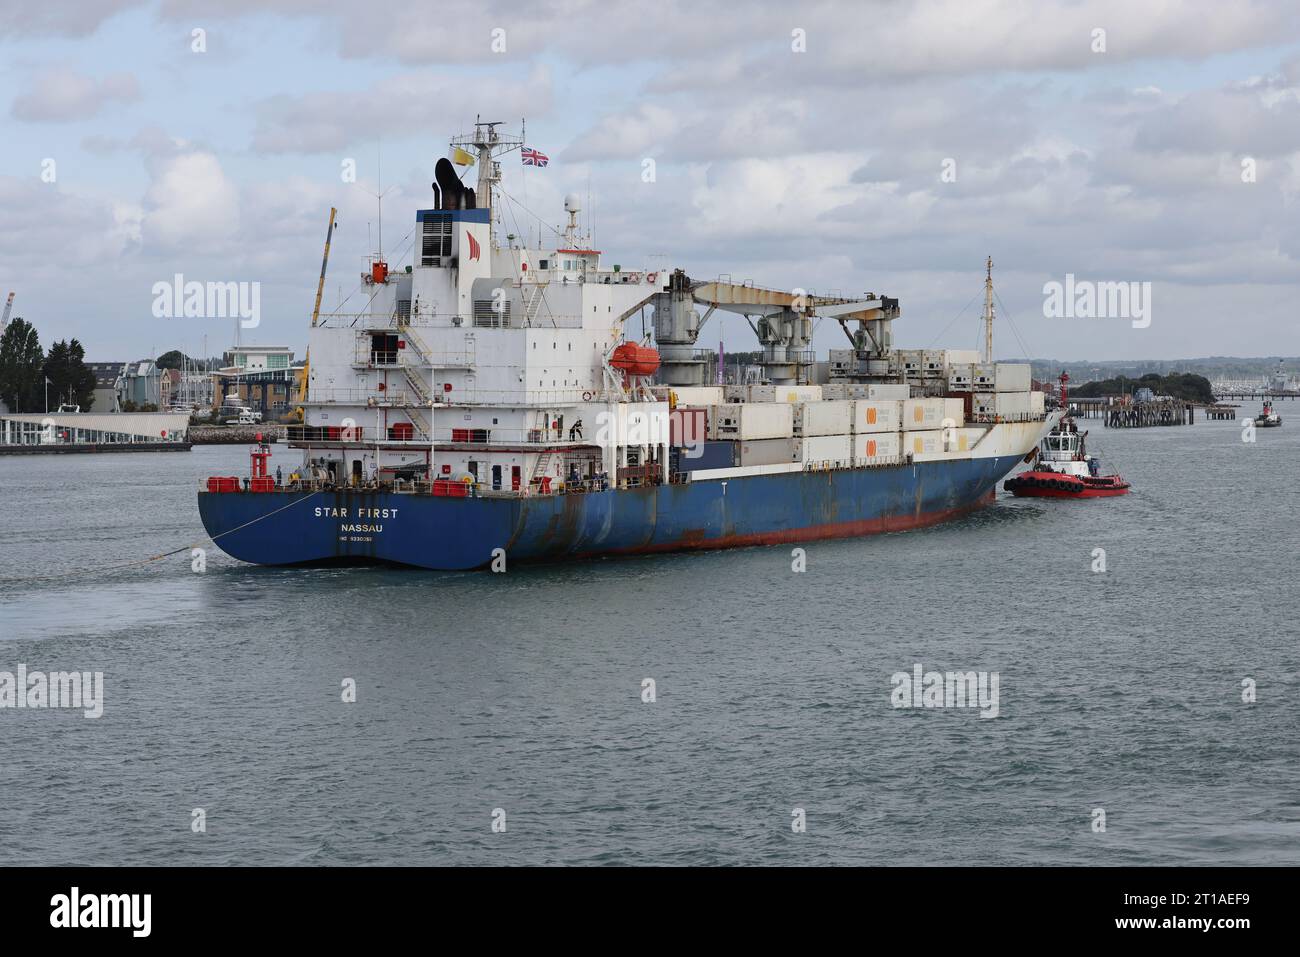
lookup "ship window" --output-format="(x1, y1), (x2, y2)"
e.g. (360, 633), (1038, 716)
(539, 259), (549, 270)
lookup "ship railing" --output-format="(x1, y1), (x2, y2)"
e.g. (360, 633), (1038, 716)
(967, 412), (1050, 424)
(427, 388), (631, 407)
(287, 425), (429, 443)
(304, 388), (417, 407)
(285, 423), (623, 447)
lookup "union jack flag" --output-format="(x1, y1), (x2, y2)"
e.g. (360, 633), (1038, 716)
(521, 147), (549, 167)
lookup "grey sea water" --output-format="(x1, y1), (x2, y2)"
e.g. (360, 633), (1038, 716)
(1, 406), (1297, 866)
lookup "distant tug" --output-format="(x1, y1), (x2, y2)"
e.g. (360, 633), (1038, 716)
(1254, 400), (1282, 428)
(1004, 373), (1130, 499)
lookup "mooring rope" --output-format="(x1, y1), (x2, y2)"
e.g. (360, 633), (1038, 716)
(0, 489), (324, 584)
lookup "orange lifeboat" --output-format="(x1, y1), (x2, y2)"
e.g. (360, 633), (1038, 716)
(610, 343), (660, 377)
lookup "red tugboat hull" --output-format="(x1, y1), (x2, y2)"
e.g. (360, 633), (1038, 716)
(1003, 470), (1130, 498)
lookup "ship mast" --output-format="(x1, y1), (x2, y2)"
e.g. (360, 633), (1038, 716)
(983, 255), (995, 364)
(451, 116), (524, 251)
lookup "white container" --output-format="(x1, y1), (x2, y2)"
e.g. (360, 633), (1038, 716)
(921, 350), (948, 376)
(1030, 390), (1046, 414)
(906, 430), (946, 456)
(747, 384), (822, 403)
(828, 350), (856, 376)
(944, 349), (982, 366)
(992, 363), (1032, 393)
(867, 383), (910, 400)
(794, 400), (853, 436)
(853, 430), (901, 465)
(738, 437), (798, 466)
(898, 350), (924, 376)
(820, 383), (848, 400)
(797, 434), (853, 466)
(947, 363), (974, 391)
(710, 402), (794, 440)
(851, 399), (901, 434)
(902, 397), (965, 431)
(669, 386), (724, 407)
(972, 392), (1033, 418)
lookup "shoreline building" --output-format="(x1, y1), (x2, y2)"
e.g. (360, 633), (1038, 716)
(212, 345), (298, 421)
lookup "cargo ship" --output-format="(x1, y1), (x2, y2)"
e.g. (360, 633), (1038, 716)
(197, 120), (1057, 570)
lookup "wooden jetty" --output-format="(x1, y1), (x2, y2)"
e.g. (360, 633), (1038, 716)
(1070, 396), (1196, 428)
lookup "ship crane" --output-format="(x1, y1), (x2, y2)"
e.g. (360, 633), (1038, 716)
(651, 271), (897, 386)
(1, 292), (13, 331)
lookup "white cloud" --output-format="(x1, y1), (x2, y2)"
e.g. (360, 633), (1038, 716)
(140, 151), (241, 254)
(11, 69), (140, 122)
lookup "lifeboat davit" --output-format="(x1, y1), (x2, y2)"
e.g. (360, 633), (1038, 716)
(610, 342), (660, 377)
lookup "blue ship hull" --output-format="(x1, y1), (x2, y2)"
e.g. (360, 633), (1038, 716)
(197, 454), (1024, 570)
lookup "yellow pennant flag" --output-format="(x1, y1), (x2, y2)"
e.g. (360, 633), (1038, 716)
(451, 147), (476, 167)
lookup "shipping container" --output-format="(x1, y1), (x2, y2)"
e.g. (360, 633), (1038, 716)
(972, 391), (1035, 418)
(820, 383), (848, 400)
(906, 429), (946, 456)
(669, 407), (707, 447)
(828, 350), (856, 376)
(738, 437), (798, 466)
(747, 384), (824, 403)
(902, 397), (965, 431)
(1030, 390), (1046, 415)
(946, 363), (974, 391)
(944, 349), (982, 366)
(797, 434), (853, 467)
(921, 350), (948, 376)
(675, 439), (737, 471)
(908, 427), (984, 457)
(971, 362), (1032, 392)
(709, 402), (795, 440)
(992, 363), (1031, 393)
(794, 400), (853, 437)
(669, 386), (724, 406)
(867, 383), (910, 400)
(853, 430), (902, 465)
(850, 399), (902, 434)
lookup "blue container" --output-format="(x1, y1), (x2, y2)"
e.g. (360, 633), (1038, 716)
(676, 440), (737, 472)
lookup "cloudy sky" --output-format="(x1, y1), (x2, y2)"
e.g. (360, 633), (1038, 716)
(2, 0), (1299, 363)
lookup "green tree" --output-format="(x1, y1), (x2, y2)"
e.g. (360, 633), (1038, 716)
(156, 349), (193, 371)
(42, 339), (97, 411)
(0, 318), (44, 412)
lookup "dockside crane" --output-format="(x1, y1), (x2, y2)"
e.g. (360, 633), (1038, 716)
(1, 292), (14, 331)
(295, 208), (338, 421)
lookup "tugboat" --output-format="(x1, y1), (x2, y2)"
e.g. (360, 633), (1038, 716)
(1254, 399), (1282, 428)
(1003, 373), (1130, 498)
